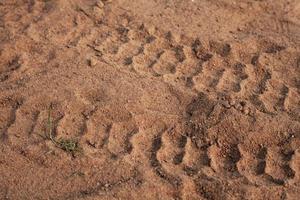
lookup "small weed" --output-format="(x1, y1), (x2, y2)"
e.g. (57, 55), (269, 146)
(46, 104), (81, 154)
(56, 138), (80, 153)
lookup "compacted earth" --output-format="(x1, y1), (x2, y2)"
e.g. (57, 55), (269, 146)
(0, 0), (300, 199)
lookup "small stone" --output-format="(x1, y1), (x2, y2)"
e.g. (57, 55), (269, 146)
(234, 103), (243, 111)
(243, 107), (250, 115)
(172, 32), (181, 43)
(239, 2), (248, 9)
(229, 99), (236, 106)
(93, 6), (104, 19)
(96, 0), (104, 8)
(221, 100), (231, 108)
(89, 57), (97, 67)
(121, 18), (129, 26)
(146, 24), (157, 35)
(93, 45), (103, 52)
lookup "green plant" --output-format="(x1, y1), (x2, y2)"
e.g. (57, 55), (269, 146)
(46, 104), (81, 154)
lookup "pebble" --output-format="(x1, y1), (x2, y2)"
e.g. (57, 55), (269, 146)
(93, 45), (103, 53)
(146, 24), (157, 35)
(93, 6), (104, 18)
(243, 107), (250, 115)
(172, 32), (181, 43)
(229, 99), (236, 106)
(121, 18), (129, 26)
(221, 100), (231, 108)
(96, 0), (104, 8)
(233, 102), (241, 110)
(89, 57), (97, 67)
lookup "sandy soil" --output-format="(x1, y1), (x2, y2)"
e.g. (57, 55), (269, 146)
(0, 0), (300, 199)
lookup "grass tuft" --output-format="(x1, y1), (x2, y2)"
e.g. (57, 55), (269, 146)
(46, 104), (81, 154)
(56, 138), (80, 153)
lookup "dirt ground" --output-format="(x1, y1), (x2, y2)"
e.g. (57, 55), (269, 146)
(0, 0), (300, 199)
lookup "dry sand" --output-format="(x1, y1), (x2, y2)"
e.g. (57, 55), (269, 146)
(0, 0), (300, 199)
